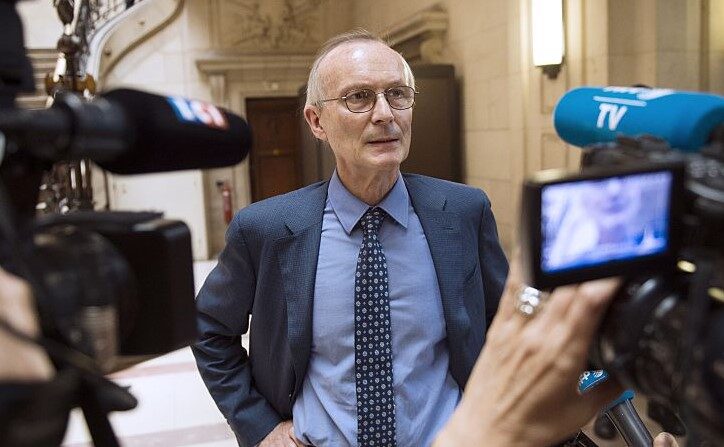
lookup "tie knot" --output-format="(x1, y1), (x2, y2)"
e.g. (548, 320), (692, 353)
(360, 207), (385, 236)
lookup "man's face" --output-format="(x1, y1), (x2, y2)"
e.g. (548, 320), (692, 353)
(306, 41), (413, 179)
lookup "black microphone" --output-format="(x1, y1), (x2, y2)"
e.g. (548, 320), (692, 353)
(0, 88), (252, 174)
(579, 372), (653, 447)
(100, 89), (252, 174)
(604, 390), (654, 447)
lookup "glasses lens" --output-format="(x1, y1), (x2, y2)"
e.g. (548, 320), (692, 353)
(385, 86), (415, 110)
(345, 89), (375, 112)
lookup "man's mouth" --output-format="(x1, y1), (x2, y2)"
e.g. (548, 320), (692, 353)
(368, 137), (399, 144)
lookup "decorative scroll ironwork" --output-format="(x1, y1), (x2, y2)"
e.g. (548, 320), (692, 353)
(38, 0), (146, 214)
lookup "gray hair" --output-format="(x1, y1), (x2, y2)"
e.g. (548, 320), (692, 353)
(305, 29), (416, 107)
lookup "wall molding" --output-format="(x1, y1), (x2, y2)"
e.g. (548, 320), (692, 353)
(196, 54), (314, 80)
(380, 4), (448, 63)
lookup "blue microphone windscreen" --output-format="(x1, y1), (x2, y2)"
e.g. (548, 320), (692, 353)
(579, 369), (609, 393)
(553, 87), (724, 152)
(605, 389), (637, 411)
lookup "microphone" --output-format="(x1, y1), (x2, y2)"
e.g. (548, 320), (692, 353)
(579, 370), (653, 447)
(553, 86), (724, 152)
(0, 88), (252, 174)
(604, 390), (654, 447)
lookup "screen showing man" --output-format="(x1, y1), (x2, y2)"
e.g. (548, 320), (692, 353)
(541, 171), (672, 273)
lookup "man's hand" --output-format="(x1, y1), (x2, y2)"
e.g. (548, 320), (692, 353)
(258, 420), (304, 447)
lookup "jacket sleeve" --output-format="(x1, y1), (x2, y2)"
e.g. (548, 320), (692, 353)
(190, 215), (281, 447)
(477, 192), (509, 329)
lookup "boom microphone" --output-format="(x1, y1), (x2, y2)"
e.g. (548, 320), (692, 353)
(101, 89), (252, 174)
(553, 86), (724, 152)
(0, 88), (252, 174)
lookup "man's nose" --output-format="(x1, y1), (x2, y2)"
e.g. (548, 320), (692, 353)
(370, 92), (394, 123)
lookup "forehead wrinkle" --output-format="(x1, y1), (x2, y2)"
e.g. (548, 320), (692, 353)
(317, 41), (406, 97)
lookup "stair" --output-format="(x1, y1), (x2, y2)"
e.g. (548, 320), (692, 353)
(15, 48), (58, 110)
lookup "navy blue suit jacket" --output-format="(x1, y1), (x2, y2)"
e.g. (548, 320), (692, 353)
(192, 174), (509, 446)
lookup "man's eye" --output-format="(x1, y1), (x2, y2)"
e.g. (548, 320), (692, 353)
(347, 91), (371, 102)
(387, 88), (404, 98)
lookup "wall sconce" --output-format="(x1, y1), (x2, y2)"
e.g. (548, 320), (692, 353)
(531, 0), (565, 79)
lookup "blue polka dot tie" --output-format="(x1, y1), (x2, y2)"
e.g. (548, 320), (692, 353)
(355, 207), (396, 447)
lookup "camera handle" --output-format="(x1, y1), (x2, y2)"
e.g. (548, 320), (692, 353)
(78, 372), (137, 447)
(0, 314), (137, 447)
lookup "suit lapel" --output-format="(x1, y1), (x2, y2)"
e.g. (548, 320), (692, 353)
(404, 176), (471, 342)
(274, 182), (327, 397)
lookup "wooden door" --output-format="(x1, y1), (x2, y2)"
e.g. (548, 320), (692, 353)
(246, 97), (303, 202)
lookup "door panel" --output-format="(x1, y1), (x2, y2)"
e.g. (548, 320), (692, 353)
(246, 97), (303, 202)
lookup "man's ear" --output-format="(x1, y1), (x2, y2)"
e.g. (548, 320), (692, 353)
(304, 104), (327, 141)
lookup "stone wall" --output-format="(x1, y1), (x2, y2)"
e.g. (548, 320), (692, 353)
(19, 0), (723, 259)
(350, 0), (723, 256)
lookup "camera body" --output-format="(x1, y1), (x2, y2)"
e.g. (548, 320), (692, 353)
(521, 135), (724, 443)
(28, 211), (197, 369)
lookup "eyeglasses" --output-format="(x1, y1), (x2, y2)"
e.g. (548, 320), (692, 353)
(318, 85), (418, 113)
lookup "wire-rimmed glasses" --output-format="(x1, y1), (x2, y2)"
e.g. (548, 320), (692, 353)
(318, 85), (418, 113)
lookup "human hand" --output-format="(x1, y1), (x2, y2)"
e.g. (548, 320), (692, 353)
(258, 420), (304, 447)
(0, 267), (54, 381)
(654, 432), (679, 447)
(435, 254), (623, 447)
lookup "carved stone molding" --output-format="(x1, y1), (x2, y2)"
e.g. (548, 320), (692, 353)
(196, 54), (314, 92)
(381, 4), (448, 63)
(212, 0), (323, 52)
(208, 74), (228, 107)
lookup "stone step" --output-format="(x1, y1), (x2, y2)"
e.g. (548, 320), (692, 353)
(16, 47), (56, 109)
(16, 95), (48, 110)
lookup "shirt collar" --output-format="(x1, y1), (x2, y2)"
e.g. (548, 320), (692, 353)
(328, 170), (410, 235)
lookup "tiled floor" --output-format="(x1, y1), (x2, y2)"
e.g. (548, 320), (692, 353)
(60, 260), (684, 447)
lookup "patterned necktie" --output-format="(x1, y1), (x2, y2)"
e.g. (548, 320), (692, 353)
(355, 207), (396, 447)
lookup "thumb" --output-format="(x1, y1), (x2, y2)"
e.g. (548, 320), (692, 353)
(654, 432), (678, 447)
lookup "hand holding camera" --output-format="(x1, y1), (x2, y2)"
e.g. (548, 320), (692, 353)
(0, 266), (53, 382)
(435, 256), (622, 446)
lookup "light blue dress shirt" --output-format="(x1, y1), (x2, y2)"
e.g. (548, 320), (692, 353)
(292, 171), (462, 447)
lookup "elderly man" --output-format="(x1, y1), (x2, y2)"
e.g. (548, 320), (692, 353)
(192, 30), (508, 447)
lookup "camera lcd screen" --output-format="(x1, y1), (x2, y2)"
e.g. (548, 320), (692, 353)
(540, 171), (672, 273)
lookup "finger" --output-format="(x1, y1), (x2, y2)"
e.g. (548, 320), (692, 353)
(0, 270), (41, 337)
(533, 283), (578, 329)
(286, 424), (304, 447)
(567, 277), (621, 342)
(653, 432), (678, 447)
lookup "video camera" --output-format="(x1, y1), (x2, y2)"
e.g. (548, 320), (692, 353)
(521, 86), (724, 445)
(0, 1), (251, 445)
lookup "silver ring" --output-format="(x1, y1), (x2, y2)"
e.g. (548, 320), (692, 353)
(515, 286), (547, 317)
